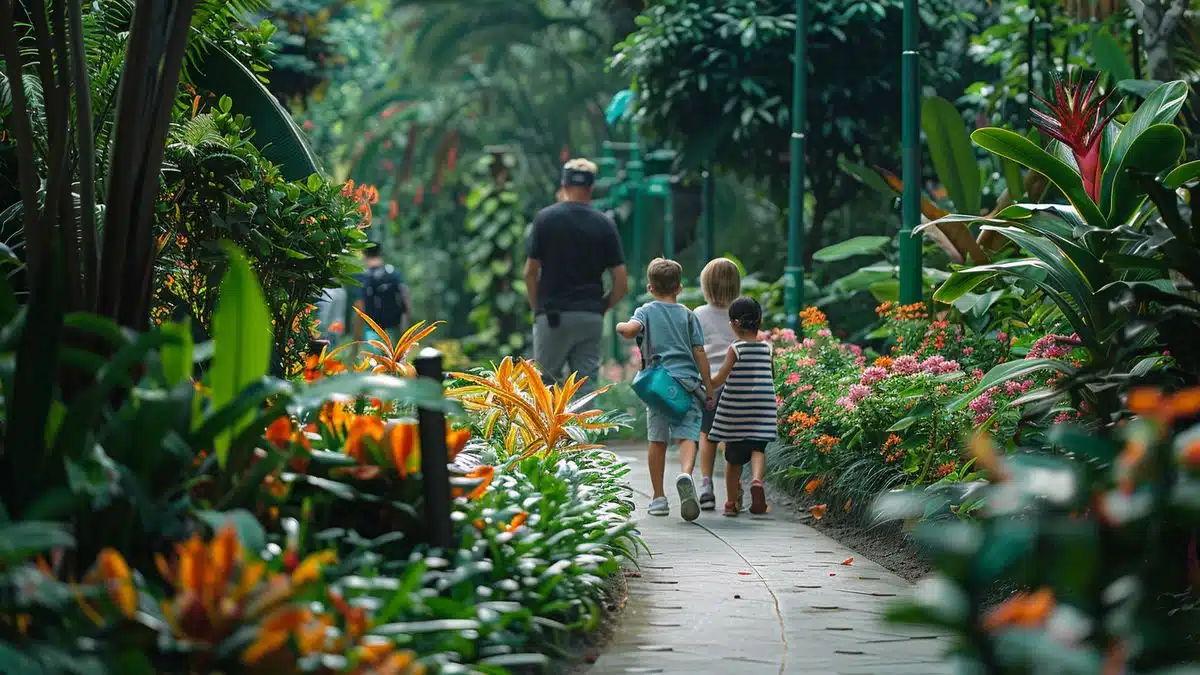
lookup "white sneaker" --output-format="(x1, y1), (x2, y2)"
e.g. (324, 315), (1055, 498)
(699, 477), (716, 511)
(676, 473), (700, 522)
(647, 496), (669, 516)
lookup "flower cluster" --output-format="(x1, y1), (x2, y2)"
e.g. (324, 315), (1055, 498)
(799, 306), (828, 329)
(881, 434), (905, 463)
(342, 179), (381, 226)
(815, 434), (840, 454)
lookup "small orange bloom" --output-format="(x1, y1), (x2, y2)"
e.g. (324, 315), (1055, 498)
(345, 416), (387, 463)
(504, 511), (529, 533)
(804, 478), (824, 494)
(265, 416), (294, 450)
(1180, 440), (1200, 470)
(83, 549), (137, 620)
(809, 504), (828, 520)
(983, 588), (1055, 631)
(841, 557), (854, 565)
(874, 356), (894, 369)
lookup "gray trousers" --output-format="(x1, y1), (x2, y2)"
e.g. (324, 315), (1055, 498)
(532, 311), (604, 394)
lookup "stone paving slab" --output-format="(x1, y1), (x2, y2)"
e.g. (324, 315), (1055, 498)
(588, 444), (950, 675)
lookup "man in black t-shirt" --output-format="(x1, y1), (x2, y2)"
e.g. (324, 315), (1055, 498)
(524, 158), (629, 393)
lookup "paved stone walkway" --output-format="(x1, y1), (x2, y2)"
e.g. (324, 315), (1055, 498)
(589, 444), (950, 675)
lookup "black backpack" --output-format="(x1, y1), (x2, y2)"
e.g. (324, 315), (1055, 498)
(362, 265), (408, 329)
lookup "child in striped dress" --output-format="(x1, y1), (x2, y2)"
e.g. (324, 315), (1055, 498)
(708, 297), (778, 516)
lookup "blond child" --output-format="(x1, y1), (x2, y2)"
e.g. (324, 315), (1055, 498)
(693, 258), (741, 510)
(617, 258), (713, 521)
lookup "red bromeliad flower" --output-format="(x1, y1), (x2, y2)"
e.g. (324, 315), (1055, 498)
(1030, 72), (1118, 203)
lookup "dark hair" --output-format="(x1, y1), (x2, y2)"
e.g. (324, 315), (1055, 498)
(364, 243), (383, 258)
(728, 296), (762, 331)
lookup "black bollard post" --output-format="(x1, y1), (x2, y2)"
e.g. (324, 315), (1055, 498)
(414, 347), (454, 550)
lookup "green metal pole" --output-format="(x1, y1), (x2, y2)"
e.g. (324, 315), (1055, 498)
(784, 0), (808, 331)
(603, 142), (621, 363)
(899, 0), (923, 304)
(663, 185), (675, 259)
(702, 168), (715, 265)
(628, 130), (644, 293)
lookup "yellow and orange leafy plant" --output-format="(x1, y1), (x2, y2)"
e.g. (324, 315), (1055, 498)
(447, 358), (620, 457)
(153, 524), (336, 664)
(326, 313), (441, 377)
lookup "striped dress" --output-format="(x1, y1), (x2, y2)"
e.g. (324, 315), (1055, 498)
(709, 341), (778, 442)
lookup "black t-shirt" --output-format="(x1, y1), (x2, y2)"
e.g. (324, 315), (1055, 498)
(526, 201), (624, 315)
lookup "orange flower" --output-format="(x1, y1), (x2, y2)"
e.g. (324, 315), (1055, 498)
(504, 511), (529, 533)
(815, 435), (840, 454)
(1181, 439), (1200, 470)
(799, 306), (827, 329)
(809, 504), (828, 520)
(265, 416), (294, 450)
(345, 415), (387, 463)
(79, 548), (137, 622)
(804, 477), (825, 494)
(1128, 387), (1200, 426)
(983, 588), (1055, 631)
(874, 356), (894, 369)
(387, 422), (419, 478)
(446, 426), (471, 460)
(840, 557), (854, 565)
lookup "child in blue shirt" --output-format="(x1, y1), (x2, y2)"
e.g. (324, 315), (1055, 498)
(617, 258), (714, 521)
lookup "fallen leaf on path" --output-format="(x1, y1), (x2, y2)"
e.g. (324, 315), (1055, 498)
(737, 571), (753, 575)
(829, 573), (837, 577)
(843, 499), (853, 512)
(624, 570), (642, 578)
(810, 504), (828, 520)
(841, 557), (854, 566)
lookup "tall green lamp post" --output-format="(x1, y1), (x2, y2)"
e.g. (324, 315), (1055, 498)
(898, 0), (923, 304)
(784, 0), (808, 332)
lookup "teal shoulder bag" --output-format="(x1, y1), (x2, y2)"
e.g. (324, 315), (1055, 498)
(632, 310), (699, 423)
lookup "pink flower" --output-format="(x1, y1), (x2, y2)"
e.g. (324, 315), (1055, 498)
(849, 344), (863, 356)
(797, 384), (814, 393)
(969, 391), (995, 425)
(302, 119), (314, 131)
(835, 396), (857, 411)
(1020, 379), (1034, 392)
(971, 369), (985, 380)
(855, 356), (866, 367)
(848, 383), (871, 403)
(963, 347), (974, 355)
(997, 331), (1008, 344)
(802, 338), (817, 349)
(807, 392), (819, 405)
(860, 367), (888, 385)
(776, 396), (783, 406)
(1004, 381), (1022, 396)
(797, 357), (816, 368)
(817, 328), (832, 337)
(892, 355), (920, 375)
(786, 372), (802, 386)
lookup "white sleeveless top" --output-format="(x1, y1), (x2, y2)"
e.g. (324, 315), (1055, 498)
(693, 304), (736, 377)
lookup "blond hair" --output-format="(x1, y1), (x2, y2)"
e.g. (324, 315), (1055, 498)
(563, 158), (598, 174)
(700, 258), (741, 308)
(646, 257), (683, 294)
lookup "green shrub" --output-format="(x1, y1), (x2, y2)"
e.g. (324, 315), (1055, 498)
(153, 96), (368, 376)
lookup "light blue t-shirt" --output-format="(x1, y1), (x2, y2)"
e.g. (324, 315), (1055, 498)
(633, 301), (705, 388)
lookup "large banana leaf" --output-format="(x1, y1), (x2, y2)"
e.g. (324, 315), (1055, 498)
(922, 96), (980, 215)
(190, 42), (321, 181)
(1099, 80), (1187, 218)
